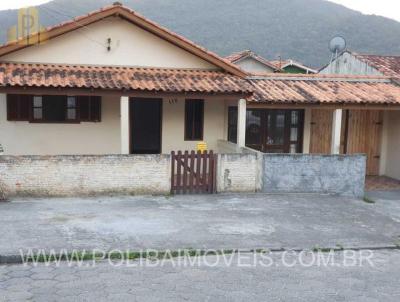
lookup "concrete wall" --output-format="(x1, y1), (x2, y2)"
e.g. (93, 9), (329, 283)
(0, 155), (170, 197)
(1, 17), (216, 69)
(262, 154), (366, 197)
(0, 94), (121, 155)
(383, 111), (400, 179)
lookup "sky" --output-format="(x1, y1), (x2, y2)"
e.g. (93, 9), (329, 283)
(0, 0), (399, 22)
(328, 0), (400, 22)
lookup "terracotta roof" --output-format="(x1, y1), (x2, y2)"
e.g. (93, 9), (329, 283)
(225, 50), (280, 72)
(248, 74), (400, 105)
(0, 3), (245, 77)
(353, 53), (400, 77)
(0, 62), (252, 94)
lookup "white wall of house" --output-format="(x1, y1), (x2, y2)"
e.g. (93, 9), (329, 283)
(382, 110), (400, 179)
(162, 98), (226, 153)
(234, 57), (275, 74)
(1, 17), (217, 70)
(0, 93), (229, 155)
(0, 94), (121, 155)
(319, 52), (382, 76)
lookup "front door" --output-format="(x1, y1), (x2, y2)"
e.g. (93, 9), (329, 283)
(246, 109), (304, 153)
(130, 98), (162, 154)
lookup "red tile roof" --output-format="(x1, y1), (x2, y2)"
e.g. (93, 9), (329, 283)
(353, 54), (400, 77)
(0, 3), (245, 77)
(0, 62), (252, 94)
(248, 74), (400, 105)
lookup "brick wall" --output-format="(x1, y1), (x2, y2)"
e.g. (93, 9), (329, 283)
(0, 155), (170, 197)
(217, 153), (262, 192)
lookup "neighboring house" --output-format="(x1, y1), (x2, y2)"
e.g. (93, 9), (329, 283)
(270, 59), (317, 74)
(1, 4), (400, 181)
(319, 50), (400, 77)
(225, 50), (316, 74)
(225, 50), (280, 74)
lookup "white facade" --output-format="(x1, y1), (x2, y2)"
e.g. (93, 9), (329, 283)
(0, 94), (230, 155)
(1, 17), (216, 69)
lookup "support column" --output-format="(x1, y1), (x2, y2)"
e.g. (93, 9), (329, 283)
(331, 109), (343, 154)
(120, 96), (130, 154)
(237, 99), (247, 147)
(302, 108), (312, 154)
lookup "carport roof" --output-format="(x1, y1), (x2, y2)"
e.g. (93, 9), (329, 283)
(248, 74), (400, 105)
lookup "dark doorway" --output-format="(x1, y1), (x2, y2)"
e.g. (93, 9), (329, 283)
(130, 98), (162, 154)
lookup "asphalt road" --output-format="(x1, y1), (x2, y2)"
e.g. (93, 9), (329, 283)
(1, 250), (399, 302)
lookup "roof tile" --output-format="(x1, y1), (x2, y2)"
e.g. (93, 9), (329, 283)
(249, 74), (400, 105)
(0, 62), (252, 94)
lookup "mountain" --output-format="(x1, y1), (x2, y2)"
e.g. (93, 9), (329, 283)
(0, 0), (400, 68)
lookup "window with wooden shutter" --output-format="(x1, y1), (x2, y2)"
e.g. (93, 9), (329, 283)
(79, 96), (101, 122)
(185, 99), (204, 141)
(7, 94), (101, 123)
(7, 94), (31, 121)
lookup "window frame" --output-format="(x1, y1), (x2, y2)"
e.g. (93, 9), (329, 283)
(7, 94), (101, 124)
(184, 99), (204, 141)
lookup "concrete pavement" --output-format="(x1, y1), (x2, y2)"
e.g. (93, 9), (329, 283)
(0, 193), (400, 257)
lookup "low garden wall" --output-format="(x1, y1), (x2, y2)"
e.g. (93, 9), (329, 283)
(0, 152), (366, 198)
(262, 154), (366, 197)
(0, 155), (170, 197)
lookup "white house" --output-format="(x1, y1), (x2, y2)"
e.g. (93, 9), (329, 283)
(1, 4), (400, 183)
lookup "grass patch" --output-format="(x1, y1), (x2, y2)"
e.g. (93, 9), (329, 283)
(363, 196), (376, 204)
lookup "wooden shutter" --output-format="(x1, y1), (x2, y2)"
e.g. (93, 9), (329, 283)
(78, 96), (101, 122)
(90, 96), (101, 122)
(78, 96), (90, 121)
(7, 94), (31, 121)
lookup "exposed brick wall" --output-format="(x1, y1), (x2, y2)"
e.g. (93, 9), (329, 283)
(0, 155), (170, 197)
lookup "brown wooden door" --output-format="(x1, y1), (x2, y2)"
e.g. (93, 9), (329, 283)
(345, 110), (383, 175)
(310, 109), (333, 154)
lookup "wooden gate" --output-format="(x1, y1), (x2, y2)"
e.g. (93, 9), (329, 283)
(171, 150), (217, 194)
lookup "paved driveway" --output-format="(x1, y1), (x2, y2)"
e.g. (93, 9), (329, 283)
(0, 193), (399, 256)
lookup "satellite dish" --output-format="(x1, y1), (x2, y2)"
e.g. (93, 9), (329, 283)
(329, 36), (347, 54)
